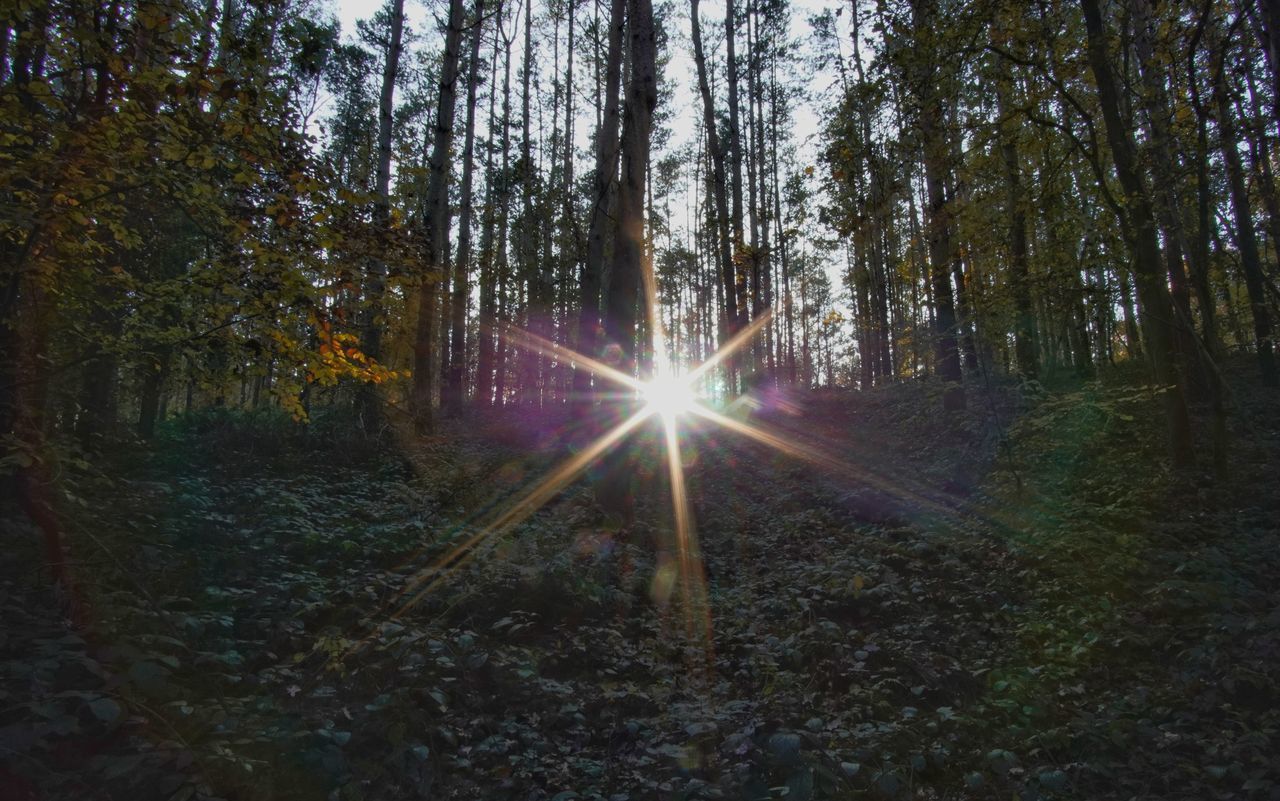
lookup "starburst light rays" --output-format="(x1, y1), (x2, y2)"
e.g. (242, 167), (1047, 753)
(662, 414), (712, 646)
(499, 321), (645, 393)
(645, 372), (700, 420)
(684, 310), (773, 386)
(342, 290), (799, 669)
(385, 406), (653, 623)
(686, 403), (971, 523)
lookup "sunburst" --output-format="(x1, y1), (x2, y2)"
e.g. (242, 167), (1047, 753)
(345, 257), (971, 666)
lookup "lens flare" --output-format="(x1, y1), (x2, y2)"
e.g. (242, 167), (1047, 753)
(334, 298), (1000, 680)
(643, 372), (698, 421)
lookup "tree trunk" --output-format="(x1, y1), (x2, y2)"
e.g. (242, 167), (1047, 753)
(690, 0), (739, 391)
(412, 0), (467, 434)
(518, 0), (544, 406)
(599, 0), (657, 515)
(576, 0), (626, 406)
(444, 0), (487, 415)
(137, 345), (172, 438)
(911, 0), (964, 411)
(357, 0), (405, 434)
(475, 15), (503, 408)
(1181, 21), (1222, 357)
(997, 59), (1037, 379)
(1132, 0), (1208, 399)
(1214, 39), (1277, 386)
(1080, 0), (1193, 464)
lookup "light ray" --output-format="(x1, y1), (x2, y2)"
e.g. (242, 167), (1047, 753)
(386, 407), (653, 622)
(662, 416), (712, 647)
(640, 241), (669, 373)
(500, 321), (645, 392)
(343, 305), (781, 666)
(645, 371), (700, 420)
(684, 310), (773, 386)
(687, 403), (967, 521)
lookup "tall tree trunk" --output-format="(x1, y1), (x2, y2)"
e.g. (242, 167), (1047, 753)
(475, 14), (503, 408)
(911, 0), (964, 411)
(1132, 0), (1208, 398)
(357, 0), (405, 433)
(767, 58), (794, 384)
(518, 0), (543, 406)
(1080, 0), (1193, 464)
(1179, 34), (1221, 361)
(1244, 67), (1280, 274)
(412, 0), (467, 434)
(946, 139), (978, 374)
(1214, 35), (1277, 386)
(444, 0), (487, 414)
(600, 0), (657, 514)
(997, 58), (1038, 378)
(725, 0), (745, 275)
(137, 345), (172, 438)
(690, 0), (739, 391)
(1259, 0), (1280, 136)
(576, 0), (626, 405)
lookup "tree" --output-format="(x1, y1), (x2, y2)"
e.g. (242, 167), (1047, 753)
(598, 0), (657, 513)
(909, 0), (965, 411)
(443, 0), (488, 414)
(576, 0), (627, 407)
(412, 0), (468, 433)
(1080, 0), (1192, 465)
(1211, 15), (1277, 387)
(691, 0), (740, 392)
(358, 0), (407, 434)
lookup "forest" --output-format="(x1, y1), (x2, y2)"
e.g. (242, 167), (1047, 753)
(2, 0), (1280, 797)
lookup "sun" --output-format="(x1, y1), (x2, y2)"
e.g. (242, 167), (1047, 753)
(643, 371), (699, 421)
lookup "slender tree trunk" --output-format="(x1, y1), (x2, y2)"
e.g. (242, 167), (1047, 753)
(412, 0), (467, 433)
(1081, 0), (1193, 464)
(518, 0), (544, 406)
(1132, 0), (1208, 398)
(744, 0), (762, 375)
(1214, 40), (1277, 386)
(599, 0), (657, 514)
(768, 61), (794, 384)
(997, 59), (1037, 378)
(911, 0), (964, 411)
(946, 144), (979, 374)
(576, 0), (625, 408)
(444, 0), (487, 414)
(690, 0), (739, 391)
(1244, 68), (1280, 274)
(1259, 0), (1280, 136)
(1182, 36), (1221, 357)
(137, 346), (171, 438)
(475, 14), (503, 408)
(725, 0), (745, 269)
(357, 0), (405, 433)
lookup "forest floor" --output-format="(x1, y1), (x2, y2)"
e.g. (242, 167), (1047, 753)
(3, 362), (1280, 801)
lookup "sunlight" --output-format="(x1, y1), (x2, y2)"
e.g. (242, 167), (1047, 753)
(347, 300), (782, 664)
(643, 371), (699, 421)
(386, 407), (651, 623)
(347, 299), (979, 669)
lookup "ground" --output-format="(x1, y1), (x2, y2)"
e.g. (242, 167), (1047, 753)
(2, 364), (1279, 800)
